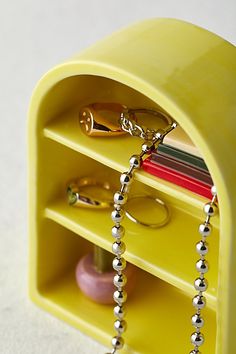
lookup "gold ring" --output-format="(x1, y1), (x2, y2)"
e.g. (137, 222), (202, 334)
(125, 195), (171, 228)
(67, 177), (114, 209)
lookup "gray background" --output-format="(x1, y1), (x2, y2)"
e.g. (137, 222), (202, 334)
(0, 1), (235, 353)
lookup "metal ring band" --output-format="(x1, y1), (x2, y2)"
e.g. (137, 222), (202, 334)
(67, 177), (113, 209)
(127, 108), (173, 125)
(125, 195), (171, 228)
(119, 108), (174, 140)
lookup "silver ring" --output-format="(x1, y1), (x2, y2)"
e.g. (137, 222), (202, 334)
(127, 108), (173, 125)
(125, 195), (171, 228)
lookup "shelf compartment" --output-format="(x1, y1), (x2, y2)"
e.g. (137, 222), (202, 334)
(34, 221), (216, 354)
(39, 270), (216, 354)
(44, 107), (220, 222)
(45, 196), (219, 310)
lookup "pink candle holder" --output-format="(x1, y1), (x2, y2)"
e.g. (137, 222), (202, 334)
(75, 252), (137, 305)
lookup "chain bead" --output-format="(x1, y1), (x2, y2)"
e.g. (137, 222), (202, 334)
(111, 209), (125, 223)
(113, 290), (127, 305)
(203, 202), (218, 216)
(194, 277), (208, 292)
(189, 350), (202, 354)
(211, 185), (217, 196)
(196, 241), (209, 256)
(129, 155), (142, 169)
(190, 332), (204, 346)
(120, 172), (133, 186)
(114, 319), (127, 334)
(114, 305), (126, 319)
(113, 273), (127, 288)
(192, 294), (206, 310)
(112, 241), (126, 256)
(111, 336), (124, 350)
(196, 259), (209, 274)
(112, 257), (126, 272)
(112, 225), (125, 239)
(198, 222), (212, 237)
(141, 141), (155, 154)
(191, 314), (204, 328)
(114, 191), (128, 205)
(154, 128), (165, 140)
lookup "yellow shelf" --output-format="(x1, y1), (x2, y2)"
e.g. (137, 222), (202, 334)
(28, 18), (236, 354)
(45, 197), (219, 310)
(36, 266), (216, 354)
(44, 108), (218, 218)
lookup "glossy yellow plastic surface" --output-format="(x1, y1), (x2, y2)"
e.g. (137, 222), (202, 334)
(28, 18), (236, 353)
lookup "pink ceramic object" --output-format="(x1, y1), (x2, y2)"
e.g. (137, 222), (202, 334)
(75, 252), (137, 304)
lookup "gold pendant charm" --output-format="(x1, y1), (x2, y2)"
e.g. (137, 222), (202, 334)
(79, 102), (128, 137)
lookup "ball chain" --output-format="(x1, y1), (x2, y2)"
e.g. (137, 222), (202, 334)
(106, 115), (218, 353)
(190, 185), (218, 354)
(106, 121), (178, 354)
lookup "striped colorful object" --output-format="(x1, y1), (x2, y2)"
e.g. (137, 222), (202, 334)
(155, 143), (208, 171)
(142, 157), (213, 199)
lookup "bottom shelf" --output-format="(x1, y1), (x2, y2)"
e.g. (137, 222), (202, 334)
(34, 268), (216, 354)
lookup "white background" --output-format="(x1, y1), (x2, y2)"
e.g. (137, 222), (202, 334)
(0, 1), (235, 353)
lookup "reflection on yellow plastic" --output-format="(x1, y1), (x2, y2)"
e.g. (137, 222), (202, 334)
(28, 18), (236, 353)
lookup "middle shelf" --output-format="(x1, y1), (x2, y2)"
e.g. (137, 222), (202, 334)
(45, 195), (219, 310)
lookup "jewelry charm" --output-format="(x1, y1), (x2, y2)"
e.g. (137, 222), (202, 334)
(79, 103), (128, 136)
(190, 185), (218, 354)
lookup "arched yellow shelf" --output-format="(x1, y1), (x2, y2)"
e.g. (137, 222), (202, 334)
(28, 18), (236, 354)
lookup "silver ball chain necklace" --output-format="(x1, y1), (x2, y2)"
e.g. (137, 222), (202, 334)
(106, 109), (218, 354)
